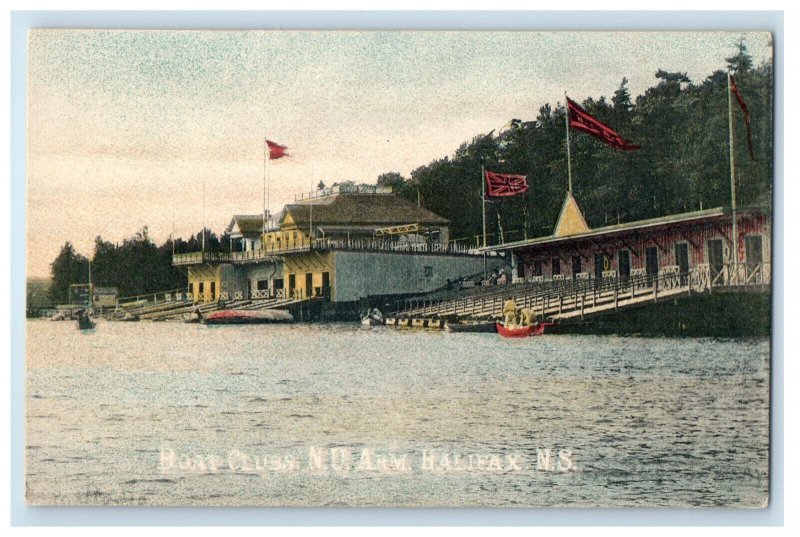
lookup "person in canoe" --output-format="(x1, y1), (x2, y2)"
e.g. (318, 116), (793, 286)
(519, 307), (536, 327)
(502, 297), (518, 327)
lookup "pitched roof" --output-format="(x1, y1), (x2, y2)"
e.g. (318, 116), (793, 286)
(283, 193), (449, 227)
(227, 215), (263, 235)
(482, 205), (770, 252)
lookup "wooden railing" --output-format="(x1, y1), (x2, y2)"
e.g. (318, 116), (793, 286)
(116, 288), (187, 308)
(397, 262), (770, 320)
(172, 237), (485, 266)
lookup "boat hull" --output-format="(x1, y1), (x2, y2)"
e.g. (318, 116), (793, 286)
(496, 322), (553, 338)
(78, 320), (96, 330)
(202, 309), (294, 325)
(445, 321), (497, 333)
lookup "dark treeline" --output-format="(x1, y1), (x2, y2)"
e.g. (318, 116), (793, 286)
(379, 42), (773, 246)
(49, 227), (229, 303)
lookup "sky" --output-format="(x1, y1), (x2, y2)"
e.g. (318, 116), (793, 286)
(26, 30), (772, 278)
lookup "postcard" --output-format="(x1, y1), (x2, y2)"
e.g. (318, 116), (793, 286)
(25, 29), (773, 507)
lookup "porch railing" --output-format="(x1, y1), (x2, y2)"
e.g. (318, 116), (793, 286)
(172, 237), (485, 266)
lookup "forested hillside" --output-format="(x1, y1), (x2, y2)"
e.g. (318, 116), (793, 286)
(381, 43), (772, 246)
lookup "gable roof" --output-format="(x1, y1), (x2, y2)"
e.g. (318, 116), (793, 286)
(282, 193), (449, 228)
(227, 215), (264, 235)
(554, 192), (590, 237)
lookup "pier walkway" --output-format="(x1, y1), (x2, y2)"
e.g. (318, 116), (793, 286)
(109, 290), (309, 322)
(395, 262), (770, 323)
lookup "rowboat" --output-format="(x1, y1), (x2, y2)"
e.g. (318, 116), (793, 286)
(202, 309), (294, 325)
(444, 320), (497, 333)
(495, 322), (553, 338)
(77, 316), (96, 330)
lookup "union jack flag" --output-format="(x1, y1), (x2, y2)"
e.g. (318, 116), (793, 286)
(485, 170), (528, 198)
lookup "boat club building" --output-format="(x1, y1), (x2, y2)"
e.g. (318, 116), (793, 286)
(173, 185), (494, 304)
(485, 193), (771, 287)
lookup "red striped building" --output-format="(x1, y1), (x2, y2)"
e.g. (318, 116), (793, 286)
(485, 194), (771, 286)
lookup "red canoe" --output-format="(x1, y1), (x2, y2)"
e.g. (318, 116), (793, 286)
(495, 322), (554, 338)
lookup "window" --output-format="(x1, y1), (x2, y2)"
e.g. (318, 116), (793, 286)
(210, 281), (216, 298)
(257, 279), (269, 291)
(423, 266), (434, 277)
(198, 282), (204, 293)
(552, 258), (561, 276)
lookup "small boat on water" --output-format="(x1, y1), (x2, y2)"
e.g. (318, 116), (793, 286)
(444, 320), (497, 333)
(496, 321), (554, 338)
(77, 313), (96, 330)
(202, 309), (293, 325)
(360, 307), (385, 327)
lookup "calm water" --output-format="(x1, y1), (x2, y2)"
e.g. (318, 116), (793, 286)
(25, 320), (770, 507)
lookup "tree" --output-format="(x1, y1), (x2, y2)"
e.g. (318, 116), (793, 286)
(726, 38), (754, 74)
(49, 242), (89, 303)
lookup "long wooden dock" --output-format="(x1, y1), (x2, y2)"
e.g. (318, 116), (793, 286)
(394, 262), (770, 325)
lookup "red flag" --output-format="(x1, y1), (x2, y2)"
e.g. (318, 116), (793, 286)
(485, 170), (528, 198)
(730, 76), (756, 161)
(567, 97), (640, 151)
(265, 139), (288, 160)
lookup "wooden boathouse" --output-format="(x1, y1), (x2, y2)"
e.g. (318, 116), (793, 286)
(168, 185), (499, 319)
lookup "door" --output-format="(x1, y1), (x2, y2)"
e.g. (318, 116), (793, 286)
(675, 243), (689, 285)
(288, 273), (296, 298)
(305, 272), (313, 298)
(571, 256), (582, 280)
(594, 253), (605, 282)
(551, 258), (561, 276)
(534, 259), (543, 277)
(618, 250), (631, 282)
(210, 281), (216, 300)
(707, 239), (724, 284)
(645, 246), (659, 280)
(321, 271), (331, 299)
(745, 235), (763, 271)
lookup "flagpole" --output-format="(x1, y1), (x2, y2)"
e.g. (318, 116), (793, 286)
(565, 93), (573, 193)
(310, 163), (314, 244)
(481, 165), (487, 247)
(481, 164), (487, 280)
(201, 175), (206, 253)
(263, 138), (267, 235)
(727, 73), (739, 275)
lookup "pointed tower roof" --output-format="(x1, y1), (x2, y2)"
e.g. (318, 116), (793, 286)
(554, 192), (590, 237)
